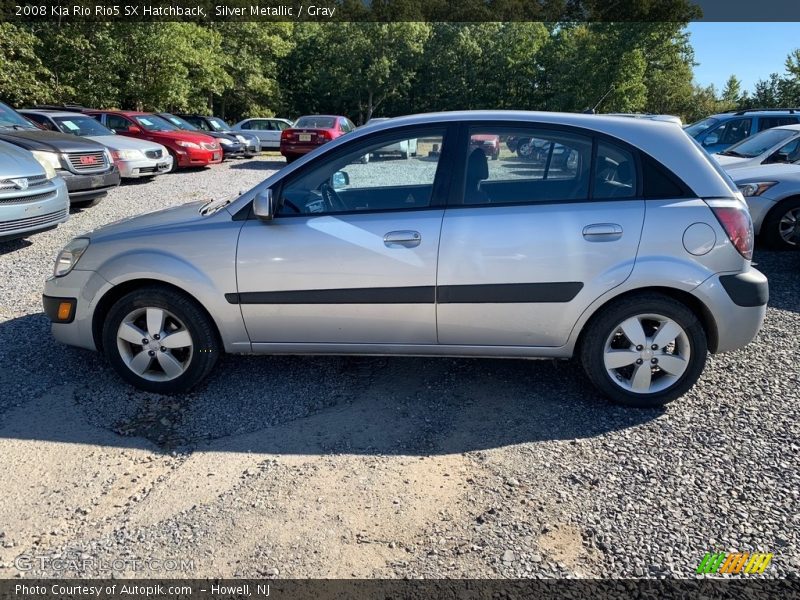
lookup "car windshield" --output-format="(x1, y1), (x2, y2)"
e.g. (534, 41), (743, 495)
(684, 117), (720, 137)
(161, 113), (198, 131)
(53, 115), (114, 136)
(720, 128), (798, 158)
(207, 117), (230, 131)
(133, 115), (179, 132)
(0, 102), (37, 129)
(295, 116), (336, 129)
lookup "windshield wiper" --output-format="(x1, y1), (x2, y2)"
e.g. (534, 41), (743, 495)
(720, 150), (745, 157)
(0, 124), (31, 130)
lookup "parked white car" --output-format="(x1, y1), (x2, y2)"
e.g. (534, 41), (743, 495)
(714, 124), (800, 171)
(231, 118), (293, 149)
(21, 110), (173, 178)
(364, 117), (418, 158)
(729, 163), (800, 249)
(0, 140), (69, 242)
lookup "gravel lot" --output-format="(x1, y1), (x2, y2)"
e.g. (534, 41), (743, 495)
(0, 157), (798, 579)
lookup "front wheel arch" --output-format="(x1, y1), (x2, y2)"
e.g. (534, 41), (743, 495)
(92, 279), (222, 353)
(760, 195), (800, 249)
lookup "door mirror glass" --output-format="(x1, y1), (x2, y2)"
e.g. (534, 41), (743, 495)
(331, 171), (349, 189)
(253, 189), (275, 221)
(703, 133), (719, 146)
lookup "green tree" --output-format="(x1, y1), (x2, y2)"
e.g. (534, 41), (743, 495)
(721, 75), (742, 106)
(0, 23), (53, 105)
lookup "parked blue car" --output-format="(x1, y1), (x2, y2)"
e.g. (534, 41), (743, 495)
(685, 108), (800, 154)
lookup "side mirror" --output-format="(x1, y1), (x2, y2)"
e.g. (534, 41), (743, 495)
(331, 170), (349, 189)
(253, 189), (275, 221)
(771, 151), (791, 164)
(703, 133), (719, 146)
(127, 125), (142, 134)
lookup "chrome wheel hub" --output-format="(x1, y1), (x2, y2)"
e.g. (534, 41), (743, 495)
(116, 307), (193, 382)
(603, 313), (690, 395)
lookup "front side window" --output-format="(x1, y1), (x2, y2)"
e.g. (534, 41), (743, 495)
(105, 114), (131, 132)
(712, 118), (752, 146)
(279, 129), (445, 215)
(462, 127), (592, 205)
(773, 138), (800, 163)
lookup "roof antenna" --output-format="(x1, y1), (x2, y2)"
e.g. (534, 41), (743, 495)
(583, 85), (615, 114)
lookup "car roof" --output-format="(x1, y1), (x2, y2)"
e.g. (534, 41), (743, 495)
(87, 110), (151, 116)
(712, 109), (800, 118)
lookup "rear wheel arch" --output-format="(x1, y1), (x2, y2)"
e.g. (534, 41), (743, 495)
(575, 286), (719, 355)
(92, 279), (222, 352)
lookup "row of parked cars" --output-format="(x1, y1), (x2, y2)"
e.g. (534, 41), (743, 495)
(0, 99), (296, 242)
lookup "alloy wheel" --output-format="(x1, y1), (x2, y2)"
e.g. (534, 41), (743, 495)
(116, 307), (193, 382)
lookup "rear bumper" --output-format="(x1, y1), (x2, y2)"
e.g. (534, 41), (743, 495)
(60, 167), (121, 199)
(693, 268), (768, 353)
(0, 178), (69, 241)
(280, 142), (324, 157)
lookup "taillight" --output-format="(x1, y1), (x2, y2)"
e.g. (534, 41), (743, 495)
(706, 199), (754, 260)
(319, 130), (333, 141)
(281, 129), (291, 140)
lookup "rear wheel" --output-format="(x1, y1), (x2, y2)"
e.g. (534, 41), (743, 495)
(580, 293), (707, 408)
(762, 197), (800, 250)
(102, 286), (220, 394)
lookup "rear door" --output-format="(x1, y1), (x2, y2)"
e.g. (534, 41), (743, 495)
(235, 125), (452, 346)
(436, 124), (645, 347)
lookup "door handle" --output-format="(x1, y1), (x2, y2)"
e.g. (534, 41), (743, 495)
(582, 223), (623, 241)
(384, 230), (421, 248)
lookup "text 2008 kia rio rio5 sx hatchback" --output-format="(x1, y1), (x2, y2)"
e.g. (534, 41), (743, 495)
(43, 111), (768, 408)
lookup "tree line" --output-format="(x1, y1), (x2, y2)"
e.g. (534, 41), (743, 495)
(1, 21), (799, 125)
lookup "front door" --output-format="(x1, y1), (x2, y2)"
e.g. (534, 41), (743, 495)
(235, 126), (451, 346)
(436, 125), (645, 347)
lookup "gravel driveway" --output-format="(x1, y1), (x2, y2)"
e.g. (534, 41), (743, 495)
(0, 158), (797, 579)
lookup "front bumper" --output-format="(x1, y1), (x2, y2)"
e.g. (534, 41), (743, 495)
(59, 167), (121, 199)
(693, 268), (768, 353)
(117, 156), (173, 178)
(0, 178), (69, 242)
(243, 137), (261, 155)
(220, 142), (245, 158)
(174, 147), (223, 168)
(43, 268), (113, 351)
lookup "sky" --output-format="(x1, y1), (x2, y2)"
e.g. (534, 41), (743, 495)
(687, 23), (800, 93)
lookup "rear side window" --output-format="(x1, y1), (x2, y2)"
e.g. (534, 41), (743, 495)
(461, 127), (592, 205)
(593, 141), (636, 199)
(757, 116), (799, 131)
(641, 155), (687, 198)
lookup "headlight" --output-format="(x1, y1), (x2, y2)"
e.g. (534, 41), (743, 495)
(31, 150), (60, 179)
(737, 182), (778, 197)
(219, 138), (233, 146)
(235, 135), (247, 143)
(175, 141), (200, 149)
(111, 149), (144, 160)
(54, 238), (90, 277)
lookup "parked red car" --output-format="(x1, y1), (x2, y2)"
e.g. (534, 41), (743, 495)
(86, 110), (222, 171)
(280, 115), (355, 163)
(469, 134), (501, 160)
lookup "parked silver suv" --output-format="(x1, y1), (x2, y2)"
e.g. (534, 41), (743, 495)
(0, 140), (69, 242)
(43, 111), (767, 407)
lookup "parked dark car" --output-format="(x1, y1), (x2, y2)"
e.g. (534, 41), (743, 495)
(0, 101), (119, 205)
(171, 114), (260, 158)
(280, 115), (355, 162)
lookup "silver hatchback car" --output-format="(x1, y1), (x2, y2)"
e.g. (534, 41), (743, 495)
(43, 111), (768, 407)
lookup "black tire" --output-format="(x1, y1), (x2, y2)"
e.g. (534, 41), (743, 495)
(579, 293), (707, 408)
(102, 285), (220, 394)
(761, 197), (800, 250)
(167, 150), (179, 173)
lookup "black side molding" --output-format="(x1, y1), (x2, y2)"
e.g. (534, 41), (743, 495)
(226, 282), (583, 305)
(719, 271), (769, 307)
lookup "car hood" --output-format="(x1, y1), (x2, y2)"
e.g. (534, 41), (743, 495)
(715, 154), (751, 168)
(0, 127), (107, 152)
(150, 130), (217, 144)
(84, 135), (166, 153)
(729, 163), (800, 183)
(87, 201), (214, 243)
(0, 140), (47, 176)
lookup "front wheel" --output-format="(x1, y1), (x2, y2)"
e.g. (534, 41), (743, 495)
(102, 286), (220, 394)
(762, 197), (800, 250)
(580, 293), (707, 408)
